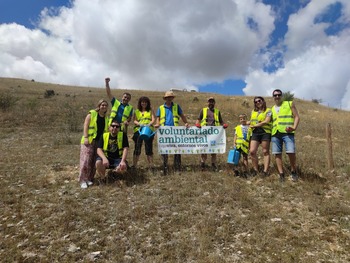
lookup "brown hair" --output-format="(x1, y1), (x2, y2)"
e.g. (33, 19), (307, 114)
(253, 96), (267, 111)
(137, 96), (151, 111)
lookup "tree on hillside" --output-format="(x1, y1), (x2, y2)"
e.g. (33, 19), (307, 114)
(283, 91), (294, 101)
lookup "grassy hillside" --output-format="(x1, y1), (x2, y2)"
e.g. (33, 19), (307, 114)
(1, 77), (350, 262)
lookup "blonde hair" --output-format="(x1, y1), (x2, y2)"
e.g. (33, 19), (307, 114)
(95, 99), (108, 111)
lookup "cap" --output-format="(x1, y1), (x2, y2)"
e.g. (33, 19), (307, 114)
(163, 91), (176, 99)
(207, 97), (215, 102)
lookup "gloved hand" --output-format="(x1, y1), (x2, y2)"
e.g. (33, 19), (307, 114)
(195, 123), (201, 128)
(223, 123), (228, 129)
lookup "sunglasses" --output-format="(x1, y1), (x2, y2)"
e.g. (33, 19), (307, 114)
(273, 94), (282, 97)
(254, 99), (262, 104)
(111, 125), (120, 128)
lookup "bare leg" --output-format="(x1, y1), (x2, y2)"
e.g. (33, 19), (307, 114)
(261, 140), (270, 173)
(133, 154), (140, 167)
(147, 155), (154, 168)
(287, 153), (297, 172)
(249, 140), (260, 172)
(96, 160), (106, 178)
(274, 154), (283, 174)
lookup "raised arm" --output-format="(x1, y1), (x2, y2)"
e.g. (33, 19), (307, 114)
(105, 77), (113, 101)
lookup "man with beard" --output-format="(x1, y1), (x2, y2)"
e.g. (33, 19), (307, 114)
(195, 97), (228, 171)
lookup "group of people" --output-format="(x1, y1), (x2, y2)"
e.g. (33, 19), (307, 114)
(78, 78), (189, 188)
(78, 77), (300, 189)
(232, 89), (300, 182)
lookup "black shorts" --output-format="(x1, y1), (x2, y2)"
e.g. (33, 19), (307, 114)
(132, 132), (154, 156)
(251, 132), (271, 142)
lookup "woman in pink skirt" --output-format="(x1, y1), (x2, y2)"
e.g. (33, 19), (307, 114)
(79, 99), (109, 188)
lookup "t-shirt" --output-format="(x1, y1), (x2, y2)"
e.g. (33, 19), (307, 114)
(156, 103), (183, 126)
(111, 98), (133, 123)
(97, 133), (129, 159)
(96, 114), (106, 141)
(235, 124), (249, 140)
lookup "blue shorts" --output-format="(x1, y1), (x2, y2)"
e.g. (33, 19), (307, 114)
(271, 133), (295, 154)
(96, 156), (121, 168)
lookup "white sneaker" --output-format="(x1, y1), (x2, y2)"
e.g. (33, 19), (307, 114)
(80, 182), (88, 189)
(87, 181), (93, 186)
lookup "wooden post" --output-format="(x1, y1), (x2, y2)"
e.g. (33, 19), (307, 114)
(326, 123), (334, 169)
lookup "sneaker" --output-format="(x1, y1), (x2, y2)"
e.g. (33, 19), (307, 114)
(251, 170), (258, 177)
(262, 171), (269, 177)
(279, 173), (285, 183)
(80, 182), (88, 189)
(87, 181), (93, 186)
(291, 172), (298, 182)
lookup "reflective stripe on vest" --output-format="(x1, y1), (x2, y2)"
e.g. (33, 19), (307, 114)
(102, 132), (123, 157)
(159, 103), (179, 126)
(235, 125), (250, 154)
(133, 110), (154, 132)
(250, 108), (272, 134)
(271, 101), (294, 135)
(81, 110), (108, 144)
(201, 108), (220, 126)
(109, 99), (133, 126)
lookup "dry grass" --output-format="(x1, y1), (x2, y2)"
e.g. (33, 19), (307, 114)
(1, 77), (350, 262)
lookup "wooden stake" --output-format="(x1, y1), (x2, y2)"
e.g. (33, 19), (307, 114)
(326, 123), (334, 169)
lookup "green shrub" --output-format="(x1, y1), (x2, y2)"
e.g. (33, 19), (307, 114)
(282, 91), (294, 101)
(0, 92), (18, 112)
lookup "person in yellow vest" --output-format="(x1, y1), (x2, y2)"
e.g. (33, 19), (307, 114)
(233, 114), (252, 177)
(155, 91), (189, 175)
(271, 89), (300, 182)
(132, 96), (156, 169)
(105, 77), (133, 132)
(195, 97), (228, 171)
(79, 99), (109, 189)
(96, 121), (129, 179)
(249, 96), (272, 176)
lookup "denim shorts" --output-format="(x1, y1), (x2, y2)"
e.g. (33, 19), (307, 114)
(96, 156), (121, 168)
(271, 133), (295, 154)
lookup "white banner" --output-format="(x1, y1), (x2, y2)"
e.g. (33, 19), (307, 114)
(157, 126), (226, 154)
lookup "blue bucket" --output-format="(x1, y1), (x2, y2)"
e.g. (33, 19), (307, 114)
(138, 126), (156, 140)
(227, 148), (240, 165)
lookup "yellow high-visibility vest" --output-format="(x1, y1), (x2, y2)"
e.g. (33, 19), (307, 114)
(159, 103), (179, 126)
(81, 110), (108, 144)
(200, 108), (220, 126)
(102, 132), (124, 157)
(250, 108), (272, 134)
(271, 101), (295, 135)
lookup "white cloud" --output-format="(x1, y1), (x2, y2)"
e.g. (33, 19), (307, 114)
(0, 0), (274, 90)
(244, 0), (350, 110)
(1, 0), (349, 110)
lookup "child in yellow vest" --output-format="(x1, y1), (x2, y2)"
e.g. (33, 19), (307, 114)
(233, 114), (251, 177)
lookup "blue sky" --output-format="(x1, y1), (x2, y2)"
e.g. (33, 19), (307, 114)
(0, 0), (350, 108)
